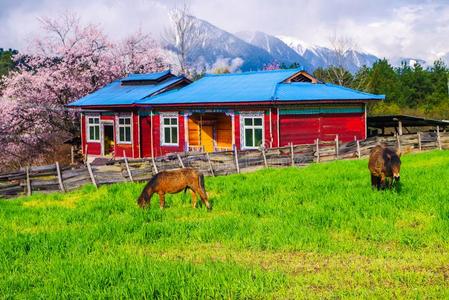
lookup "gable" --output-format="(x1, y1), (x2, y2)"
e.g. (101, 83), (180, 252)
(283, 71), (319, 83)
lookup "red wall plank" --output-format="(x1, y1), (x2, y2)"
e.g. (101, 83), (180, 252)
(133, 113), (140, 158)
(271, 109), (279, 148)
(280, 112), (366, 146)
(140, 115), (152, 158)
(320, 113), (365, 142)
(280, 115), (320, 146)
(234, 114), (240, 150)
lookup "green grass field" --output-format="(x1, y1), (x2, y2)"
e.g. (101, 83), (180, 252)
(1, 151), (449, 299)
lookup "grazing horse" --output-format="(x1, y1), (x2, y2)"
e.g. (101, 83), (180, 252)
(137, 168), (211, 210)
(368, 145), (401, 190)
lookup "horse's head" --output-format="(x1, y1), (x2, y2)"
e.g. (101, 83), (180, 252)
(386, 149), (401, 182)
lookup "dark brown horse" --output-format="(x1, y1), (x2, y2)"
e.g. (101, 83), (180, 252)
(368, 145), (401, 190)
(137, 168), (211, 210)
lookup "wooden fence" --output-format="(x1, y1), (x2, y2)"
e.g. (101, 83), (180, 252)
(1, 131), (448, 199)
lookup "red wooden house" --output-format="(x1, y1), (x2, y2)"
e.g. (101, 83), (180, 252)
(68, 68), (384, 158)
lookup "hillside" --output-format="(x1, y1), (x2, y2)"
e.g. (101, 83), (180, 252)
(1, 151), (449, 298)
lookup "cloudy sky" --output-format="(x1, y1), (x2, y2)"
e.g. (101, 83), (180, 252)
(1, 0), (449, 62)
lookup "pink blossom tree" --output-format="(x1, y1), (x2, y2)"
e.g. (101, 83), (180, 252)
(263, 61), (281, 71)
(0, 13), (168, 170)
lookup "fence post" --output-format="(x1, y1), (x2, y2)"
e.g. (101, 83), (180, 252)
(206, 153), (215, 177)
(177, 154), (185, 168)
(151, 157), (159, 174)
(315, 138), (320, 163)
(26, 166), (31, 196)
(261, 148), (268, 168)
(396, 133), (402, 153)
(55, 162), (65, 192)
(356, 140), (361, 159)
(234, 148), (240, 174)
(86, 161), (98, 188)
(290, 143), (295, 166)
(84, 144), (88, 164)
(437, 126), (442, 150)
(123, 152), (134, 182)
(417, 132), (422, 151)
(71, 146), (75, 165)
(335, 134), (339, 159)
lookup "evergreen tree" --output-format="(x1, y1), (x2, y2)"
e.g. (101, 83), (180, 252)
(0, 49), (17, 78)
(397, 62), (432, 107)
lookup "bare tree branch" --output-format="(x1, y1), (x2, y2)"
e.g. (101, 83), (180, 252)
(162, 1), (196, 73)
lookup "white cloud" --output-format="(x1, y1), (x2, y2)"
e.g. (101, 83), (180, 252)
(1, 0), (449, 62)
(210, 57), (244, 73)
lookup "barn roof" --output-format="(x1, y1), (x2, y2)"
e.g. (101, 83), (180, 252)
(141, 69), (384, 105)
(68, 71), (187, 107)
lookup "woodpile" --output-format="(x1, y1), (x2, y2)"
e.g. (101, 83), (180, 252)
(1, 132), (448, 199)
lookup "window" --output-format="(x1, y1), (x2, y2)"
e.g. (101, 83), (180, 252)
(242, 116), (263, 149)
(87, 116), (100, 142)
(118, 116), (132, 143)
(161, 114), (178, 146)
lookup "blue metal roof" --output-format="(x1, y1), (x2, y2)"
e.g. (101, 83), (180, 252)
(121, 70), (171, 82)
(69, 69), (384, 107)
(274, 82), (385, 101)
(143, 69), (384, 105)
(68, 72), (184, 107)
(142, 69), (301, 104)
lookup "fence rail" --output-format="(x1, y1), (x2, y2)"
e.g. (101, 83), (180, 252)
(1, 132), (448, 199)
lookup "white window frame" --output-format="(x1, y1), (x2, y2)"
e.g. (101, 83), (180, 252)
(116, 115), (133, 144)
(86, 115), (100, 142)
(160, 112), (179, 146)
(241, 112), (264, 150)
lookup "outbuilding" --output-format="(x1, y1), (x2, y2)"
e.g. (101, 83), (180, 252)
(68, 68), (384, 158)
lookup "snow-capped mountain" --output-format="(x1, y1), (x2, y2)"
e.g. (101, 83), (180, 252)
(164, 17), (380, 72)
(236, 31), (313, 70)
(277, 35), (378, 73)
(390, 57), (428, 68)
(170, 17), (273, 71)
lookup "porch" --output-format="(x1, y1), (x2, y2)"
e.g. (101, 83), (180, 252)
(187, 112), (233, 152)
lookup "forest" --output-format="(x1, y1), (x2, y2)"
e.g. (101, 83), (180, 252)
(313, 59), (449, 119)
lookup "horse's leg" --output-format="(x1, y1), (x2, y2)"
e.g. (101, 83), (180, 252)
(196, 186), (211, 211)
(188, 175), (211, 211)
(376, 176), (381, 190)
(371, 174), (377, 189)
(379, 175), (386, 190)
(158, 193), (165, 209)
(190, 189), (197, 208)
(189, 185), (211, 210)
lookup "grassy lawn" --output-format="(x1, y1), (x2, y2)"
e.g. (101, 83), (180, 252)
(1, 151), (449, 298)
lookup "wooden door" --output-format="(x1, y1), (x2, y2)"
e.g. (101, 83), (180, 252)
(201, 125), (214, 152)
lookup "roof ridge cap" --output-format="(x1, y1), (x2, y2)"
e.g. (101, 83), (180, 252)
(205, 68), (303, 77)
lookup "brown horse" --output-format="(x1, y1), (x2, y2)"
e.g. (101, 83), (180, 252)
(137, 168), (211, 210)
(368, 145), (401, 190)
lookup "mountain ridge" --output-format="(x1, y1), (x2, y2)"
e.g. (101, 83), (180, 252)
(165, 16), (382, 73)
